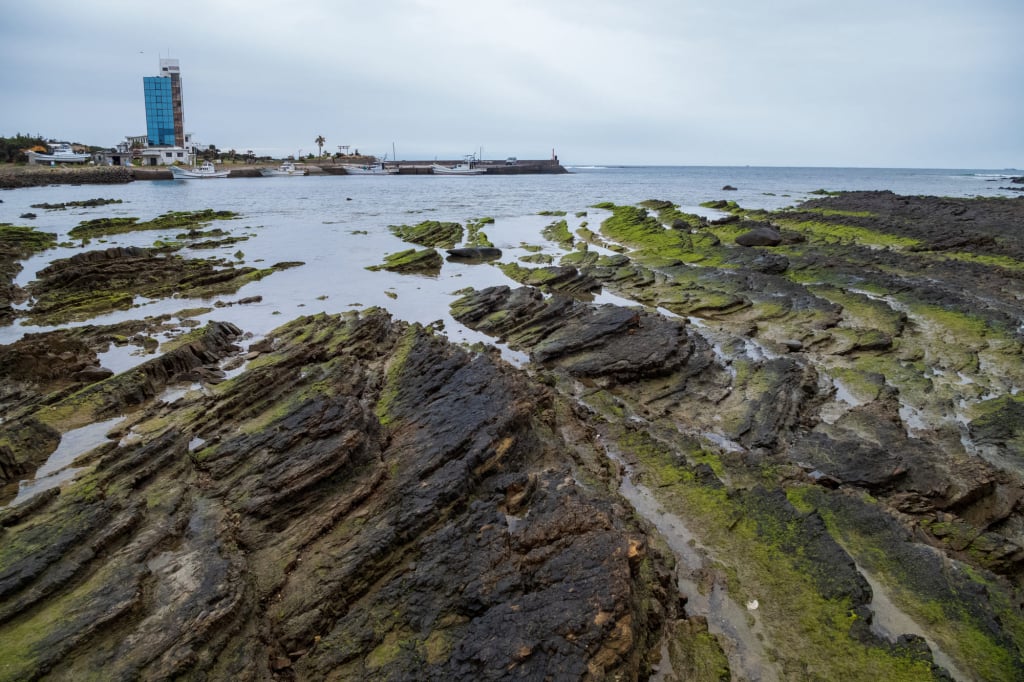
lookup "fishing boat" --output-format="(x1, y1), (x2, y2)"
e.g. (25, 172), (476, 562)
(260, 162), (306, 177)
(169, 161), (229, 179)
(32, 143), (91, 164)
(432, 156), (486, 175)
(341, 161), (398, 175)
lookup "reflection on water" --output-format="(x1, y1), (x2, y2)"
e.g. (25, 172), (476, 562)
(4, 416), (125, 508)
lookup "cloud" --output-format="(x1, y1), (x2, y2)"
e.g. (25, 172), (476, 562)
(1, 0), (1021, 166)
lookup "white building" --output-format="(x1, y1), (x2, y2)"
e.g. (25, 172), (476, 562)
(102, 133), (199, 167)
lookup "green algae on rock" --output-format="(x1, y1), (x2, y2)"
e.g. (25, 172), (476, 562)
(366, 248), (443, 275)
(22, 246), (300, 325)
(1, 224), (59, 323)
(388, 220), (463, 249)
(464, 217), (494, 248)
(68, 209), (238, 239)
(0, 224), (59, 255)
(541, 218), (574, 248)
(30, 198), (123, 211)
(496, 263), (600, 298)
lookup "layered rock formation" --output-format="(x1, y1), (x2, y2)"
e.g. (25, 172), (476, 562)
(0, 311), (675, 680)
(1, 191), (1023, 680)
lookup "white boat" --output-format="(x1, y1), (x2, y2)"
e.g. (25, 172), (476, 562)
(260, 162), (306, 177)
(342, 162), (397, 175)
(33, 143), (91, 163)
(169, 161), (229, 179)
(432, 156), (486, 175)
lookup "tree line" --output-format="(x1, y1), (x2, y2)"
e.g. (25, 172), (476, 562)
(0, 134), (47, 163)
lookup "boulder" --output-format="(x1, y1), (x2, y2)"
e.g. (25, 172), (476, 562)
(72, 366), (115, 382)
(735, 227), (782, 247)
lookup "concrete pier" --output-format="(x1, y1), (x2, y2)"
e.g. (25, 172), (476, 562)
(322, 158), (568, 175)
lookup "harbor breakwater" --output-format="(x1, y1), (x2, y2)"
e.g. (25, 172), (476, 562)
(0, 166), (133, 189)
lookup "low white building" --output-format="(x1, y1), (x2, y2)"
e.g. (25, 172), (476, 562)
(101, 133), (199, 167)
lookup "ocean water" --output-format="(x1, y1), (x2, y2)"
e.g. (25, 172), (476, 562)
(1, 166), (1020, 356)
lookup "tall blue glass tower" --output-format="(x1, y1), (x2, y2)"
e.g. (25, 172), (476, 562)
(143, 59), (184, 147)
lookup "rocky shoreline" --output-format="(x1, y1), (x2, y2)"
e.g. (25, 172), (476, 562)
(0, 165), (134, 189)
(0, 190), (1023, 680)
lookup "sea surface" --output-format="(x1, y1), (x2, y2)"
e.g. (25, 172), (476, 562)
(1, 165), (1020, 361)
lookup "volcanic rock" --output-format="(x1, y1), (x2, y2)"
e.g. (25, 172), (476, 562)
(0, 310), (673, 680)
(735, 227), (782, 247)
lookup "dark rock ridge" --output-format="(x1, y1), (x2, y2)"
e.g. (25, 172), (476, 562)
(452, 285), (699, 382)
(0, 310), (675, 680)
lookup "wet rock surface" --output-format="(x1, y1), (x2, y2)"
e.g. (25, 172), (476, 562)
(2, 191), (1024, 680)
(24, 245), (296, 325)
(453, 192), (1024, 679)
(366, 247), (444, 274)
(0, 310), (672, 680)
(0, 224), (57, 323)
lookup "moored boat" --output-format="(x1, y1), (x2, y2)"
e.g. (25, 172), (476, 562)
(169, 161), (229, 179)
(432, 156), (486, 175)
(260, 162), (306, 177)
(342, 161), (397, 175)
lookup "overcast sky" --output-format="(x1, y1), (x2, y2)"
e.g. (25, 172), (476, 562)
(2, 0), (1021, 167)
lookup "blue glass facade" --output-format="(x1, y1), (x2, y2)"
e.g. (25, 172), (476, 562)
(144, 77), (176, 146)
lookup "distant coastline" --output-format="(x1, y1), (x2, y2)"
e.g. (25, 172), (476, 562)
(0, 157), (567, 189)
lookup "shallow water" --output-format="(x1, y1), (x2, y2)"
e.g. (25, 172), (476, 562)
(1, 166), (1015, 351)
(3, 416), (125, 508)
(2, 166), (1017, 673)
(860, 564), (967, 681)
(604, 438), (779, 681)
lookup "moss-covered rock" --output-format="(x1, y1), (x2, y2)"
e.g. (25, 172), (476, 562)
(388, 220), (463, 248)
(22, 246), (298, 325)
(68, 209), (237, 239)
(366, 248), (443, 274)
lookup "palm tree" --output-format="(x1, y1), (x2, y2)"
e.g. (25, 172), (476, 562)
(315, 135), (326, 159)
